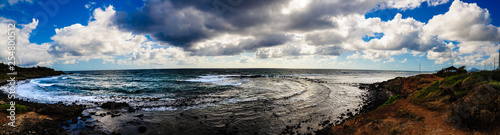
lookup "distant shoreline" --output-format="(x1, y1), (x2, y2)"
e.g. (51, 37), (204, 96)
(62, 67), (431, 72)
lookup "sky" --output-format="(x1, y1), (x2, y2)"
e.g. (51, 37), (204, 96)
(0, 0), (499, 71)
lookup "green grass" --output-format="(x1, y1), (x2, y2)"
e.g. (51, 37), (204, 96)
(411, 81), (442, 103)
(439, 73), (469, 88)
(412, 71), (500, 104)
(489, 81), (500, 90)
(382, 94), (400, 107)
(468, 71), (500, 90)
(0, 104), (28, 114)
(427, 73), (469, 100)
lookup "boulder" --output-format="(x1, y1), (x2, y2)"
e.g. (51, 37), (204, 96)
(448, 84), (499, 129)
(100, 102), (130, 109)
(139, 126), (147, 133)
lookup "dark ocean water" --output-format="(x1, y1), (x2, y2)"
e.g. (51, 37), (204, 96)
(5, 69), (421, 134)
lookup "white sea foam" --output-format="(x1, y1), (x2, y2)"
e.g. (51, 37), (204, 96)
(29, 77), (59, 87)
(185, 75), (248, 86)
(15, 82), (105, 104)
(141, 106), (177, 111)
(292, 74), (325, 76)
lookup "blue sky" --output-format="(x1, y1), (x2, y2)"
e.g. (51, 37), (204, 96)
(0, 0), (499, 71)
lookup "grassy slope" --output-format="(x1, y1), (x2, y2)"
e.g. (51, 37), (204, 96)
(318, 71), (500, 135)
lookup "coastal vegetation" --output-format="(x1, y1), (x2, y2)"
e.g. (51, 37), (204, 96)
(0, 104), (27, 114)
(381, 94), (400, 107)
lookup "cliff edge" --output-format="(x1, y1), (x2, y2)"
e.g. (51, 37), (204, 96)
(318, 69), (500, 135)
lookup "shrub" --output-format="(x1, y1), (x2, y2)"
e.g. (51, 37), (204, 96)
(412, 81), (442, 103)
(382, 94), (400, 107)
(489, 81), (500, 90)
(0, 104), (28, 114)
(439, 73), (469, 88)
(467, 71), (500, 90)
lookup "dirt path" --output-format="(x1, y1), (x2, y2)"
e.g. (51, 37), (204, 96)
(320, 98), (474, 135)
(394, 99), (466, 135)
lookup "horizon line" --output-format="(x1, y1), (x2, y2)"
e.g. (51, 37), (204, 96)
(63, 67), (435, 73)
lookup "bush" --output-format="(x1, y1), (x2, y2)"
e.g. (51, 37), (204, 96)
(467, 71), (500, 90)
(382, 94), (400, 107)
(0, 104), (28, 114)
(489, 81), (500, 90)
(439, 74), (469, 88)
(412, 81), (442, 103)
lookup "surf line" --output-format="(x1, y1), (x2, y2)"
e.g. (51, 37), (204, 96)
(5, 22), (17, 127)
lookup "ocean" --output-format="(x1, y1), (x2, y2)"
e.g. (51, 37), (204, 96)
(6, 69), (421, 134)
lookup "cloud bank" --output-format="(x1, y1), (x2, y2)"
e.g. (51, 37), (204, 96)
(2, 0), (499, 69)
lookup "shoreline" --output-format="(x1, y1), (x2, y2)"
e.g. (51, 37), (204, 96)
(317, 71), (500, 135)
(0, 64), (84, 134)
(314, 73), (443, 134)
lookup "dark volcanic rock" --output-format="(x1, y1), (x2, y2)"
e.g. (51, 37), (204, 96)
(89, 111), (96, 115)
(138, 126), (147, 133)
(35, 104), (84, 120)
(347, 112), (353, 117)
(101, 102), (131, 109)
(449, 84), (500, 129)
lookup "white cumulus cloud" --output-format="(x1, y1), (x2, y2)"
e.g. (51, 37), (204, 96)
(0, 17), (54, 66)
(49, 6), (148, 58)
(424, 0), (500, 42)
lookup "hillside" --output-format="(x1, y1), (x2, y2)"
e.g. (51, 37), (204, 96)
(0, 63), (64, 85)
(318, 70), (500, 135)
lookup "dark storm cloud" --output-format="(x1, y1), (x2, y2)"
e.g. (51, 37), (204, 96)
(113, 0), (226, 47)
(112, 0), (386, 56)
(113, 0), (286, 49)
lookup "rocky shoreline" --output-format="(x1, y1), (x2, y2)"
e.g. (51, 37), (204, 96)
(0, 64), (83, 135)
(280, 78), (395, 134)
(316, 70), (500, 135)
